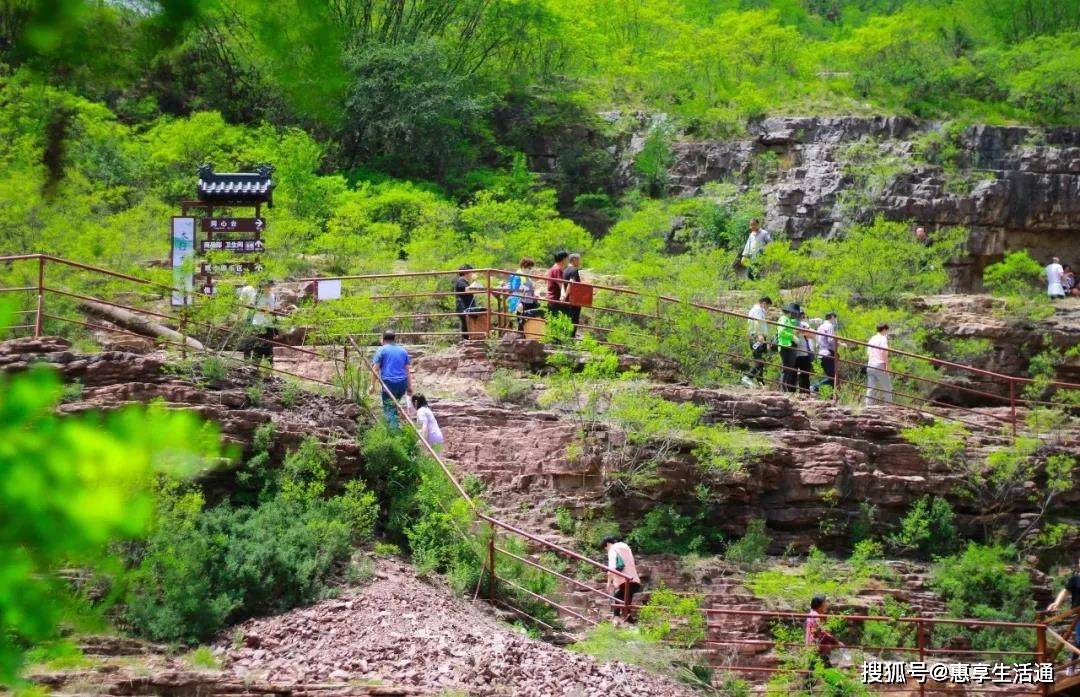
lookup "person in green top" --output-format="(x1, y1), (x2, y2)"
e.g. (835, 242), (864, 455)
(777, 303), (800, 393)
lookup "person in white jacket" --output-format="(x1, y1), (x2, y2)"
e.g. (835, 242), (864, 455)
(739, 218), (771, 280)
(411, 393), (444, 451)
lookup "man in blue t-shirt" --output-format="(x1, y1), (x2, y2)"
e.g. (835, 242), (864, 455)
(371, 330), (412, 428)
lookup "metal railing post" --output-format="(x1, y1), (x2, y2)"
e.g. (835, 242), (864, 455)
(34, 255), (45, 338)
(1010, 379), (1018, 441)
(833, 347), (841, 404)
(916, 620), (926, 697)
(1037, 623), (1048, 696)
(487, 519), (497, 602)
(485, 269), (493, 338)
(180, 308), (187, 360)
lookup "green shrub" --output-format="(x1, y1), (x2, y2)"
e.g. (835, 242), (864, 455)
(200, 356), (228, 383)
(639, 585), (707, 648)
(185, 646), (219, 670)
(901, 421), (968, 466)
(280, 380), (303, 408)
(485, 368), (533, 405)
(860, 596), (914, 660)
(748, 547), (881, 607)
(374, 542), (401, 556)
(983, 251), (1044, 298)
(888, 495), (957, 560)
(244, 384), (264, 407)
(725, 519), (771, 567)
(931, 543), (1035, 654)
(125, 440), (378, 644)
(360, 424), (422, 541)
(627, 504), (722, 555)
(571, 622), (714, 692)
(554, 507), (575, 535)
(634, 123), (674, 197)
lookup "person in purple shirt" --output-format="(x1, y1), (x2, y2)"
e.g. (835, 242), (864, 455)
(371, 330), (412, 428)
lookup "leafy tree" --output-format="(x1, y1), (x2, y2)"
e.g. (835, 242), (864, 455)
(341, 39), (494, 184)
(888, 495), (958, 560)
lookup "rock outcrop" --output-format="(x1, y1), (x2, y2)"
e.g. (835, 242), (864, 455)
(604, 116), (1080, 290)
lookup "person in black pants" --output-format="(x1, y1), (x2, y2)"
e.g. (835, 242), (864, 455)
(453, 265), (475, 340)
(813, 312), (838, 394)
(743, 296), (772, 386)
(777, 303), (800, 393)
(795, 312), (815, 394)
(562, 252), (583, 337)
(545, 251), (569, 322)
(602, 536), (642, 622)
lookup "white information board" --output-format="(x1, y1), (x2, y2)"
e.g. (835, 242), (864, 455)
(171, 216), (196, 306)
(316, 279), (342, 301)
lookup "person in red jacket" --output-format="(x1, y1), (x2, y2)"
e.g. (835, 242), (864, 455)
(546, 251), (569, 321)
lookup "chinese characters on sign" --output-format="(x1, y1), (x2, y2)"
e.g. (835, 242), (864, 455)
(199, 262), (264, 275)
(201, 217), (266, 233)
(860, 662), (1054, 685)
(200, 239), (265, 253)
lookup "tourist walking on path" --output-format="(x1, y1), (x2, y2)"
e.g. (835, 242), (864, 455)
(602, 536), (642, 622)
(546, 251), (569, 320)
(1047, 559), (1080, 652)
(795, 312), (815, 394)
(777, 303), (800, 393)
(561, 252), (584, 337)
(371, 330), (412, 428)
(1047, 256), (1066, 299)
(806, 595), (842, 669)
(865, 323), (893, 406)
(411, 393), (444, 452)
(237, 279), (279, 364)
(742, 296), (772, 387)
(814, 312), (838, 393)
(1063, 264), (1076, 297)
(453, 265), (476, 340)
(739, 218), (771, 280)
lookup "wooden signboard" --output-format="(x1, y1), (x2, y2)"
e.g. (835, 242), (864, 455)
(202, 217), (266, 234)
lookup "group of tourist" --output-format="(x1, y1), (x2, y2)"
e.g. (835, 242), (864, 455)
(451, 251), (589, 340)
(1046, 256), (1079, 299)
(742, 298), (893, 406)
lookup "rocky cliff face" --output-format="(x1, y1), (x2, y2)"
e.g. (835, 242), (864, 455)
(584, 116), (1080, 290)
(413, 342), (1080, 557)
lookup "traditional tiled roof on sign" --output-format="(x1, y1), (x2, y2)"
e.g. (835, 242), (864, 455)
(197, 164), (274, 207)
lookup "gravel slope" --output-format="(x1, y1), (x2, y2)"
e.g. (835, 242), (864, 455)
(219, 559), (696, 697)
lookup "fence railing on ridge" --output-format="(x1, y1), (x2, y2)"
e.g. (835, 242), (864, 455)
(3, 253), (1080, 690)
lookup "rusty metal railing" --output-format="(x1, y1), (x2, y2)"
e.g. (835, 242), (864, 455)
(1, 253), (1077, 690)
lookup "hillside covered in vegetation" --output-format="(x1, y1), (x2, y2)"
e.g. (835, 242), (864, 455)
(3, 2), (1080, 695)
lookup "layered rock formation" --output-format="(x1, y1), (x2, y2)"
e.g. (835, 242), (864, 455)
(557, 115), (1080, 290)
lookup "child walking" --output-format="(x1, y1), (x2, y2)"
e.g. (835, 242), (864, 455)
(411, 394), (444, 452)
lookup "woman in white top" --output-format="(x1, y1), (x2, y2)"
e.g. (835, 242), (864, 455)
(865, 323), (893, 406)
(411, 393), (444, 451)
(1046, 257), (1065, 298)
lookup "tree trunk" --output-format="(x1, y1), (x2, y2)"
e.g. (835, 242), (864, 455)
(79, 300), (205, 351)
